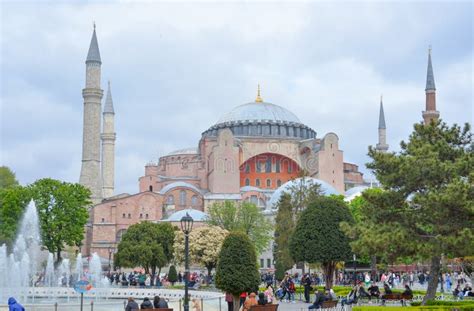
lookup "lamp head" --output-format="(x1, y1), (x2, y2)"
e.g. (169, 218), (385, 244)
(180, 212), (194, 234)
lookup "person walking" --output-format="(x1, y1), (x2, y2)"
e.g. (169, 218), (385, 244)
(303, 274), (312, 303)
(8, 297), (25, 311)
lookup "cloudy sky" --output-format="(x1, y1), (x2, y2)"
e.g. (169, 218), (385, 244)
(1, 1), (472, 194)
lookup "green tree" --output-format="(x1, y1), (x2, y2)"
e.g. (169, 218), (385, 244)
(346, 121), (473, 304)
(285, 173), (323, 216)
(273, 193), (294, 280)
(168, 265), (178, 285)
(215, 232), (260, 311)
(115, 221), (175, 275)
(345, 191), (381, 279)
(174, 225), (228, 278)
(0, 185), (31, 248)
(0, 166), (19, 189)
(290, 196), (354, 288)
(31, 178), (90, 263)
(207, 201), (272, 254)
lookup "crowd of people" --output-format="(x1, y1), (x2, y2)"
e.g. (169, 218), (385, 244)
(125, 295), (170, 310)
(107, 270), (206, 288)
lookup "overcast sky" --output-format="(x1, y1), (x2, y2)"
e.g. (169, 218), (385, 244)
(1, 1), (472, 194)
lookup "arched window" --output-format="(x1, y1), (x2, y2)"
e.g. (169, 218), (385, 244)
(255, 179), (260, 187)
(116, 229), (127, 242)
(277, 179), (282, 187)
(191, 195), (198, 206)
(265, 158), (271, 173)
(245, 163), (250, 173)
(266, 179), (271, 187)
(149, 185), (153, 191)
(167, 195), (174, 205)
(245, 178), (250, 186)
(179, 190), (186, 206)
(276, 159), (281, 173)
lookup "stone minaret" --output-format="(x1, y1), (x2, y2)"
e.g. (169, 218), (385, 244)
(101, 81), (116, 198)
(79, 25), (103, 204)
(422, 47), (439, 124)
(376, 95), (389, 152)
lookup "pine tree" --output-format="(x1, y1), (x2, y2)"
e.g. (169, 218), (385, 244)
(346, 121), (473, 304)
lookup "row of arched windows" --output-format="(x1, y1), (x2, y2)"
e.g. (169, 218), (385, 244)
(166, 191), (200, 206)
(245, 178), (282, 188)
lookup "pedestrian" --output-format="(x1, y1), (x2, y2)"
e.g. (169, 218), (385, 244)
(303, 274), (312, 303)
(8, 297), (24, 311)
(140, 297), (153, 309)
(124, 297), (139, 311)
(225, 292), (233, 311)
(153, 295), (168, 308)
(264, 284), (274, 304)
(242, 292), (258, 311)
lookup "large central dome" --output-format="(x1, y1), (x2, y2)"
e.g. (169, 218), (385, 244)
(202, 91), (316, 139)
(217, 101), (301, 124)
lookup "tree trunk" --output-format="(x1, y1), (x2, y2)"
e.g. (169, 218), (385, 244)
(371, 255), (377, 281)
(422, 255), (441, 305)
(323, 261), (336, 289)
(55, 249), (62, 268)
(233, 294), (240, 311)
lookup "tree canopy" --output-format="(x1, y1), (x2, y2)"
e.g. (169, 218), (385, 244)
(114, 221), (175, 274)
(0, 166), (19, 189)
(215, 232), (260, 311)
(206, 201), (272, 254)
(344, 121), (473, 304)
(290, 195), (354, 288)
(31, 178), (90, 262)
(174, 225), (228, 277)
(0, 185), (31, 248)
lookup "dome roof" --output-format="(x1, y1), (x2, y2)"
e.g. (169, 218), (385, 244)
(344, 186), (369, 202)
(164, 209), (208, 222)
(217, 102), (301, 124)
(268, 177), (340, 209)
(166, 147), (198, 156)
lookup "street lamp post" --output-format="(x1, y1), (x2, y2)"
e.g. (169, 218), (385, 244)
(180, 213), (194, 311)
(353, 254), (357, 286)
(108, 247), (114, 273)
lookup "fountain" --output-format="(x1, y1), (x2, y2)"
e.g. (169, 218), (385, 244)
(0, 201), (110, 304)
(0, 201), (224, 310)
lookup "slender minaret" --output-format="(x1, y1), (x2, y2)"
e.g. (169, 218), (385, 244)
(101, 81), (116, 198)
(376, 95), (389, 153)
(422, 47), (439, 124)
(79, 24), (103, 204)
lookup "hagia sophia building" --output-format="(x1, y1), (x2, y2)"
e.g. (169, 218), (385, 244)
(78, 27), (440, 268)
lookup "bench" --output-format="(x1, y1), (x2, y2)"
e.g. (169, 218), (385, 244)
(382, 293), (413, 306)
(321, 300), (338, 308)
(250, 304), (279, 311)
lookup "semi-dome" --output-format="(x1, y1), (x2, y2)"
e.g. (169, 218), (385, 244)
(164, 208), (208, 222)
(268, 177), (340, 209)
(217, 102), (301, 124)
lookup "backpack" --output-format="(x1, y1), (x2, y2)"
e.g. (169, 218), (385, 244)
(289, 281), (296, 293)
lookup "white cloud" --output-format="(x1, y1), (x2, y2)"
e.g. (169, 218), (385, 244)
(1, 1), (472, 193)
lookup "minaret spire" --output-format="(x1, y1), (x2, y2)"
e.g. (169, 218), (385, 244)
(80, 25), (103, 204)
(376, 95), (389, 153)
(104, 81), (115, 114)
(86, 24), (101, 65)
(101, 81), (116, 198)
(422, 46), (439, 124)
